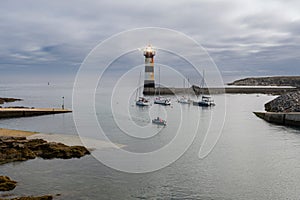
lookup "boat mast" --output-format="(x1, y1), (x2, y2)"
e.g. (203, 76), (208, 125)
(200, 70), (205, 96)
(136, 71), (142, 101)
(187, 77), (190, 100)
(158, 66), (161, 96)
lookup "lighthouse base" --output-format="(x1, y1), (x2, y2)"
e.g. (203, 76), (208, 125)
(143, 87), (174, 95)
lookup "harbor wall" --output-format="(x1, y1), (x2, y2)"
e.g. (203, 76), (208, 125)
(143, 86), (298, 95)
(0, 108), (72, 119)
(253, 112), (300, 127)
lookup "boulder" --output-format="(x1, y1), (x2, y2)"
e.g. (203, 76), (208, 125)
(0, 176), (17, 191)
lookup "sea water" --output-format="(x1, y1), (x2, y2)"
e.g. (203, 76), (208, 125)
(1, 82), (300, 199)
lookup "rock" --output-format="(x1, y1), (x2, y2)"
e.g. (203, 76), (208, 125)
(265, 91), (300, 112)
(33, 142), (90, 159)
(0, 136), (90, 165)
(0, 176), (17, 191)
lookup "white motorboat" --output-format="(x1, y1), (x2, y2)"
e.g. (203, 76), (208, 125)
(154, 97), (171, 106)
(136, 97), (150, 106)
(194, 96), (216, 107)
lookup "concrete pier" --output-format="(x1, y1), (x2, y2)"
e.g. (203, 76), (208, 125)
(0, 108), (72, 119)
(143, 86), (298, 95)
(254, 111), (300, 127)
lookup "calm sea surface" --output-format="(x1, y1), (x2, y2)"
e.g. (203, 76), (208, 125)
(1, 82), (300, 199)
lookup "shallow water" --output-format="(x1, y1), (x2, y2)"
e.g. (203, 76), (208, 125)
(1, 83), (300, 199)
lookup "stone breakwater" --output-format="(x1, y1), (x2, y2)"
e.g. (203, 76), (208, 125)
(0, 136), (90, 164)
(142, 86), (297, 95)
(254, 112), (300, 127)
(265, 91), (300, 112)
(0, 108), (72, 119)
(254, 91), (300, 127)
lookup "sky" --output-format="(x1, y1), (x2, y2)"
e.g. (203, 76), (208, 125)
(1, 0), (300, 83)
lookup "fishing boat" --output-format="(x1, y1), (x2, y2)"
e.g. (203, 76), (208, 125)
(152, 117), (167, 126)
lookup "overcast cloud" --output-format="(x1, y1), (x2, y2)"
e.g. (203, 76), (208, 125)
(1, 0), (300, 81)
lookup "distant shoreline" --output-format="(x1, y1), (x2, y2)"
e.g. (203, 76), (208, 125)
(228, 76), (300, 88)
(0, 97), (22, 105)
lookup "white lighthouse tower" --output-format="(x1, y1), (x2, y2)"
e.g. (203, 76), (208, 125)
(143, 45), (155, 94)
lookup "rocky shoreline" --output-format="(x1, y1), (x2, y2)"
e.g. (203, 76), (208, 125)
(0, 176), (17, 192)
(0, 136), (90, 164)
(0, 175), (53, 200)
(0, 136), (90, 199)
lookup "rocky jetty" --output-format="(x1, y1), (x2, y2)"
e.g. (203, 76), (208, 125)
(0, 136), (90, 165)
(265, 91), (300, 112)
(228, 76), (300, 87)
(0, 98), (22, 105)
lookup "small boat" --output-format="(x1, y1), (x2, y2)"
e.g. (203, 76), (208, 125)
(178, 96), (190, 104)
(154, 66), (171, 106)
(135, 71), (150, 107)
(136, 97), (150, 106)
(152, 117), (167, 126)
(154, 97), (171, 106)
(178, 78), (191, 104)
(194, 96), (216, 107)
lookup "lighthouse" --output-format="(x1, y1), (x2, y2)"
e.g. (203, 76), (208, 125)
(143, 45), (155, 94)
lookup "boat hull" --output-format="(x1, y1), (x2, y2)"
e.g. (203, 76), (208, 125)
(136, 101), (150, 106)
(197, 101), (215, 107)
(152, 119), (167, 126)
(154, 101), (171, 106)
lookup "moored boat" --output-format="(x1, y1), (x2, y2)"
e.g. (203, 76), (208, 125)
(154, 97), (171, 106)
(152, 117), (167, 126)
(136, 97), (150, 106)
(178, 96), (190, 104)
(194, 96), (215, 107)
